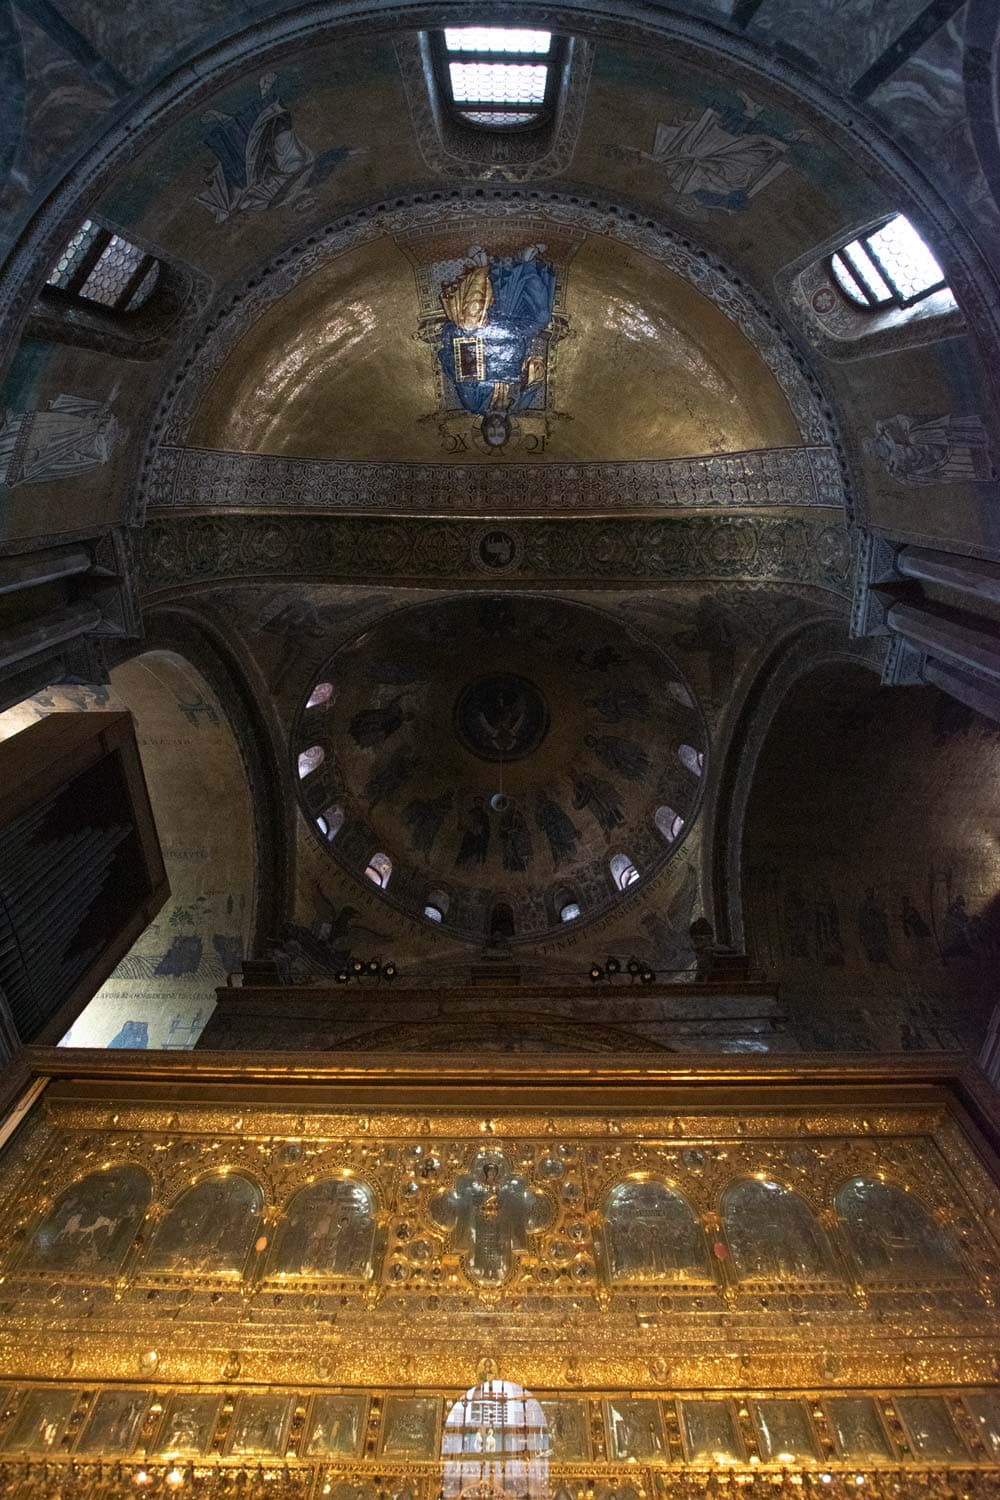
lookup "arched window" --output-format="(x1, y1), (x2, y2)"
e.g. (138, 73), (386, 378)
(830, 214), (950, 311)
(437, 27), (558, 129)
(655, 805), (684, 843)
(609, 852), (640, 890)
(424, 888), (451, 922)
(678, 744), (704, 777)
(560, 901), (581, 922)
(364, 852), (392, 889)
(46, 219), (161, 312)
(442, 1380), (548, 1500)
(306, 681), (335, 709)
(297, 744), (324, 779)
(316, 804), (344, 841)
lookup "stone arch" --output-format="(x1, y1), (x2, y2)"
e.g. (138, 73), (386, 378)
(709, 614), (878, 950)
(738, 637), (1000, 1051)
(52, 621), (265, 1049)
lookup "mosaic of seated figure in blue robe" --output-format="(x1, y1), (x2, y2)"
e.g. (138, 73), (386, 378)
(438, 248), (556, 440)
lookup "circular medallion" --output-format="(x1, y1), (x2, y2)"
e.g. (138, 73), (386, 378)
(453, 673), (550, 762)
(473, 527), (521, 572)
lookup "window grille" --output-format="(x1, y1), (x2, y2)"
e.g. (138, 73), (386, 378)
(437, 26), (558, 129)
(830, 215), (949, 311)
(47, 221), (161, 313)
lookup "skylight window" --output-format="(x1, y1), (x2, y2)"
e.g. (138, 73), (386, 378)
(439, 26), (556, 129)
(449, 61), (548, 105)
(830, 214), (950, 311)
(46, 219), (161, 313)
(444, 27), (551, 53)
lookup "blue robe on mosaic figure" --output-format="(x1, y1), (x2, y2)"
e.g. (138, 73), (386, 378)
(438, 249), (556, 416)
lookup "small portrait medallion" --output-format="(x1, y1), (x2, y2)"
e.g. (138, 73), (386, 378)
(474, 528), (521, 573)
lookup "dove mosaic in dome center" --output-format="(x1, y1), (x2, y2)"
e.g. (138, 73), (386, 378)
(292, 597), (708, 943)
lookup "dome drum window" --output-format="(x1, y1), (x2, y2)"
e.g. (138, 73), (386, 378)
(306, 682), (335, 710)
(655, 806), (685, 844)
(317, 805), (345, 842)
(424, 888), (451, 923)
(365, 852), (393, 889)
(297, 745), (324, 780)
(609, 853), (640, 891)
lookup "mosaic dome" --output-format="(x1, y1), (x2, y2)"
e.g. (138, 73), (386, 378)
(292, 596), (707, 943)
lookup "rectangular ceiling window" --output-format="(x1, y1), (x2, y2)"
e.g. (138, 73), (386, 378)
(444, 27), (551, 53)
(830, 213), (951, 311)
(45, 219), (161, 312)
(449, 61), (548, 105)
(439, 26), (557, 128)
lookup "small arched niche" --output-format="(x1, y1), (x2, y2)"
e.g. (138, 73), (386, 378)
(22, 1166), (151, 1275)
(836, 1176), (966, 1282)
(604, 1180), (710, 1283)
(268, 1179), (377, 1279)
(144, 1174), (263, 1277)
(722, 1178), (836, 1283)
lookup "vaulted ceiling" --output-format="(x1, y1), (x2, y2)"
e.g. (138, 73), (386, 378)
(1, 0), (999, 1020)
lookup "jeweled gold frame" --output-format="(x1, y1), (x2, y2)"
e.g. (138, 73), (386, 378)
(0, 1051), (997, 1495)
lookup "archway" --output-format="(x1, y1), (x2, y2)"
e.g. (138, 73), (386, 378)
(0, 649), (256, 1047)
(742, 661), (1000, 1052)
(442, 1381), (548, 1500)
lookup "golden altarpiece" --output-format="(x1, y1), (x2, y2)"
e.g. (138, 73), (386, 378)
(0, 1051), (999, 1499)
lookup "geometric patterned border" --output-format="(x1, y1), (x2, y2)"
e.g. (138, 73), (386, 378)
(146, 444), (845, 515)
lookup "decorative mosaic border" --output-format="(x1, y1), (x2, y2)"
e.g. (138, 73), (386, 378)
(146, 445), (844, 516)
(135, 513), (853, 597)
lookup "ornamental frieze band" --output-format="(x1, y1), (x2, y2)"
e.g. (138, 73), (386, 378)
(145, 444), (845, 516)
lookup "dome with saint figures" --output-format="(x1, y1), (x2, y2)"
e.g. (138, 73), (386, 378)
(292, 595), (707, 943)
